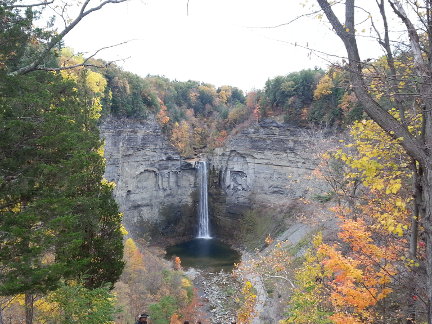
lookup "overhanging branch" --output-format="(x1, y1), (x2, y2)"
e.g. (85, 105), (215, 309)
(8, 0), (128, 76)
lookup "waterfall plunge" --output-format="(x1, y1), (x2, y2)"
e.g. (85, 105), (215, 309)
(197, 161), (211, 239)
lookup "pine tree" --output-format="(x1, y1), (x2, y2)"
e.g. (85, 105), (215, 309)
(0, 69), (124, 292)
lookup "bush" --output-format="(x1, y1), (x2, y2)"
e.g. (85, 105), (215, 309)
(148, 296), (177, 324)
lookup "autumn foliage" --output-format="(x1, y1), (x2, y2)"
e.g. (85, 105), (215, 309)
(114, 238), (195, 323)
(284, 115), (423, 323)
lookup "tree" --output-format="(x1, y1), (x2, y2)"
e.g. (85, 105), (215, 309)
(309, 68), (360, 127)
(0, 69), (124, 324)
(283, 234), (332, 324)
(319, 216), (399, 323)
(261, 69), (323, 124)
(4, 0), (128, 76)
(36, 281), (120, 323)
(315, 1), (432, 322)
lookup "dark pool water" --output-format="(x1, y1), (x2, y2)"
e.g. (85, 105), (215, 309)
(165, 238), (241, 272)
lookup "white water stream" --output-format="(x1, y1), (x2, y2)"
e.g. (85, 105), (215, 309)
(196, 161), (211, 239)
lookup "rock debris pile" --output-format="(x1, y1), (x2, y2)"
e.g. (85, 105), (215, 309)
(188, 269), (242, 324)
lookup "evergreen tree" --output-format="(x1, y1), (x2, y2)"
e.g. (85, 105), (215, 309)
(0, 69), (124, 293)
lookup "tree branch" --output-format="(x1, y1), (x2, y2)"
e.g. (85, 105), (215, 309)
(317, 0), (426, 165)
(262, 274), (296, 288)
(5, 0), (54, 8)
(8, 0), (128, 76)
(246, 8), (324, 29)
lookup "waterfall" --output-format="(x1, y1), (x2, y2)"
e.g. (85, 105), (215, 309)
(197, 161), (211, 239)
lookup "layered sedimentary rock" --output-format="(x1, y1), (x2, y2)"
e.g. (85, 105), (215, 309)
(209, 119), (329, 239)
(100, 117), (197, 240)
(101, 117), (329, 242)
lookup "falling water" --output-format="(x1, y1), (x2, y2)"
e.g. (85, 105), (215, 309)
(197, 161), (211, 239)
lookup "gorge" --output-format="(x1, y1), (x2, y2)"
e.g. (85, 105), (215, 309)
(100, 115), (336, 323)
(100, 116), (332, 251)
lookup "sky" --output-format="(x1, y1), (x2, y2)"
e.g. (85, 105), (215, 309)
(61, 0), (381, 92)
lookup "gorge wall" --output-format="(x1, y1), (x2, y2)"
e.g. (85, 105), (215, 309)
(208, 119), (329, 244)
(100, 117), (198, 242)
(101, 117), (330, 244)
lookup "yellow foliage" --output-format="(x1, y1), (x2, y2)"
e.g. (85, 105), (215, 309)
(314, 74), (334, 99)
(171, 121), (193, 156)
(237, 281), (257, 323)
(181, 278), (191, 288)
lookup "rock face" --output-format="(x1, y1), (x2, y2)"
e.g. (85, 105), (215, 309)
(209, 120), (328, 240)
(100, 117), (330, 243)
(100, 117), (197, 241)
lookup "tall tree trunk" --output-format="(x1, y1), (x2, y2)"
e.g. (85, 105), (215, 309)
(25, 294), (33, 324)
(407, 163), (423, 324)
(424, 166), (432, 324)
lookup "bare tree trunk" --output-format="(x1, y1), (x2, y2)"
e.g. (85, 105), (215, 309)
(407, 162), (423, 324)
(424, 167), (432, 324)
(25, 294), (33, 324)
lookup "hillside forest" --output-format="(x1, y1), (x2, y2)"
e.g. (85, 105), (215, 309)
(1, 0), (432, 324)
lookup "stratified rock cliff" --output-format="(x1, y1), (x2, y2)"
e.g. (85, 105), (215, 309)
(209, 119), (330, 242)
(101, 117), (331, 244)
(100, 117), (197, 241)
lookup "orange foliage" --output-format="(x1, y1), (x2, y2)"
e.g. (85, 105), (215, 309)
(173, 256), (182, 271)
(157, 103), (170, 125)
(171, 121), (192, 156)
(215, 130), (228, 147)
(318, 216), (397, 323)
(169, 313), (182, 324)
(253, 104), (261, 123)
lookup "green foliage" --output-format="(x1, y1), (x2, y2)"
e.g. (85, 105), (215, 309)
(0, 4), (32, 71)
(282, 234), (332, 324)
(228, 103), (250, 126)
(37, 282), (120, 323)
(229, 87), (246, 104)
(261, 69), (323, 124)
(312, 192), (334, 203)
(0, 70), (124, 296)
(148, 296), (178, 324)
(103, 66), (156, 117)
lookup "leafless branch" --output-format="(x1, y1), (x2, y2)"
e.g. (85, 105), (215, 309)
(262, 274), (296, 288)
(38, 41), (131, 72)
(269, 36), (348, 61)
(8, 0), (128, 76)
(246, 8), (324, 29)
(5, 0), (54, 8)
(47, 2), (69, 29)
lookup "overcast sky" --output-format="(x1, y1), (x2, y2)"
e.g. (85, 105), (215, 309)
(62, 0), (381, 92)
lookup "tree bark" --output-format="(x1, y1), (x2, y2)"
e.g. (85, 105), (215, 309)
(25, 294), (33, 324)
(425, 166), (432, 324)
(407, 162), (423, 323)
